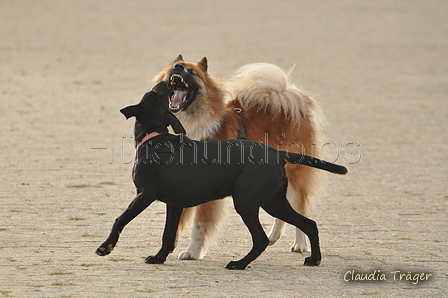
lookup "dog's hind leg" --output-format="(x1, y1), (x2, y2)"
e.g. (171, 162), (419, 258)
(270, 164), (324, 253)
(226, 186), (270, 270)
(288, 165), (319, 253)
(288, 183), (310, 253)
(226, 206), (269, 270)
(262, 194), (321, 266)
(146, 205), (184, 264)
(267, 185), (295, 247)
(96, 192), (155, 256)
(178, 199), (228, 260)
(267, 183), (309, 252)
(267, 165), (310, 251)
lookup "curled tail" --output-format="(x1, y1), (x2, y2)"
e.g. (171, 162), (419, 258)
(281, 151), (348, 175)
(226, 63), (327, 130)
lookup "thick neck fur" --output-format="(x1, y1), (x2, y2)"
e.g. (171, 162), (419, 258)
(175, 109), (223, 141)
(173, 81), (227, 141)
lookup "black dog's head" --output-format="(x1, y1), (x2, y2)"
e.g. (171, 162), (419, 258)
(120, 82), (186, 140)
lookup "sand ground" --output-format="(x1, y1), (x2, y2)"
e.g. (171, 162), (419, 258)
(1, 1), (447, 297)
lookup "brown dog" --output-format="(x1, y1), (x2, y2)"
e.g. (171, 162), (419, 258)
(153, 55), (328, 259)
(96, 83), (346, 269)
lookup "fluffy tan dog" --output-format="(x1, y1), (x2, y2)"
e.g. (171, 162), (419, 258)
(153, 55), (327, 260)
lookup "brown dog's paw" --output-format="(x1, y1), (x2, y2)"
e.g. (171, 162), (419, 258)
(303, 256), (321, 266)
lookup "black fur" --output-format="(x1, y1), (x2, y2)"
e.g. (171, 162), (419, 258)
(96, 82), (347, 269)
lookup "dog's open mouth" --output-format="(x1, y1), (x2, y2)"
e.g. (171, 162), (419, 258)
(169, 74), (195, 112)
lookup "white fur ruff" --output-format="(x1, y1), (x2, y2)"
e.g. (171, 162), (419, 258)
(171, 79), (224, 141)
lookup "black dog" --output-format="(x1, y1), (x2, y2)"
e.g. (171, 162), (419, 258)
(96, 82), (347, 269)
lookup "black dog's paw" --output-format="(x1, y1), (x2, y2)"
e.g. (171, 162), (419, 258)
(145, 255), (165, 264)
(303, 256), (321, 266)
(95, 243), (114, 256)
(225, 261), (247, 270)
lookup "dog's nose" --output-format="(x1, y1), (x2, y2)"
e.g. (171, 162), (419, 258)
(173, 64), (185, 71)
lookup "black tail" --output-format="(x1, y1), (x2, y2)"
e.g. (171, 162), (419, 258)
(281, 151), (348, 175)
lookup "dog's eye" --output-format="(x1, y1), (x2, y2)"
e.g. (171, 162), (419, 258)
(187, 68), (196, 75)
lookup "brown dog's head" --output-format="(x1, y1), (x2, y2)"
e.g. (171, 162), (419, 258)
(120, 81), (186, 138)
(153, 54), (209, 113)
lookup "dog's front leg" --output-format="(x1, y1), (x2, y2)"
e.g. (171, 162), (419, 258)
(145, 205), (183, 264)
(96, 192), (155, 256)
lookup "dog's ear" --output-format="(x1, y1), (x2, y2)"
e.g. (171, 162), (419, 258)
(120, 105), (140, 119)
(152, 81), (169, 97)
(167, 112), (186, 135)
(197, 57), (208, 72)
(173, 54), (184, 63)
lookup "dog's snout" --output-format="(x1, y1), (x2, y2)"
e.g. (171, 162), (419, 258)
(173, 64), (185, 71)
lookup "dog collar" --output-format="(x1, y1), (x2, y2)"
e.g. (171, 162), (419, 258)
(136, 132), (160, 150)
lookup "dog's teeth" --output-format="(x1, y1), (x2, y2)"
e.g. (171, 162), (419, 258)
(169, 74), (189, 89)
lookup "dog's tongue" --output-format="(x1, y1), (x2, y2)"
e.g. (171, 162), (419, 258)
(171, 89), (187, 108)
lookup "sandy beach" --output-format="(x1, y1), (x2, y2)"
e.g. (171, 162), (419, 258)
(1, 0), (447, 297)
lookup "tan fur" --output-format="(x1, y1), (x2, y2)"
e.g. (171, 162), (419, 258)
(153, 58), (226, 141)
(153, 58), (327, 256)
(223, 107), (327, 216)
